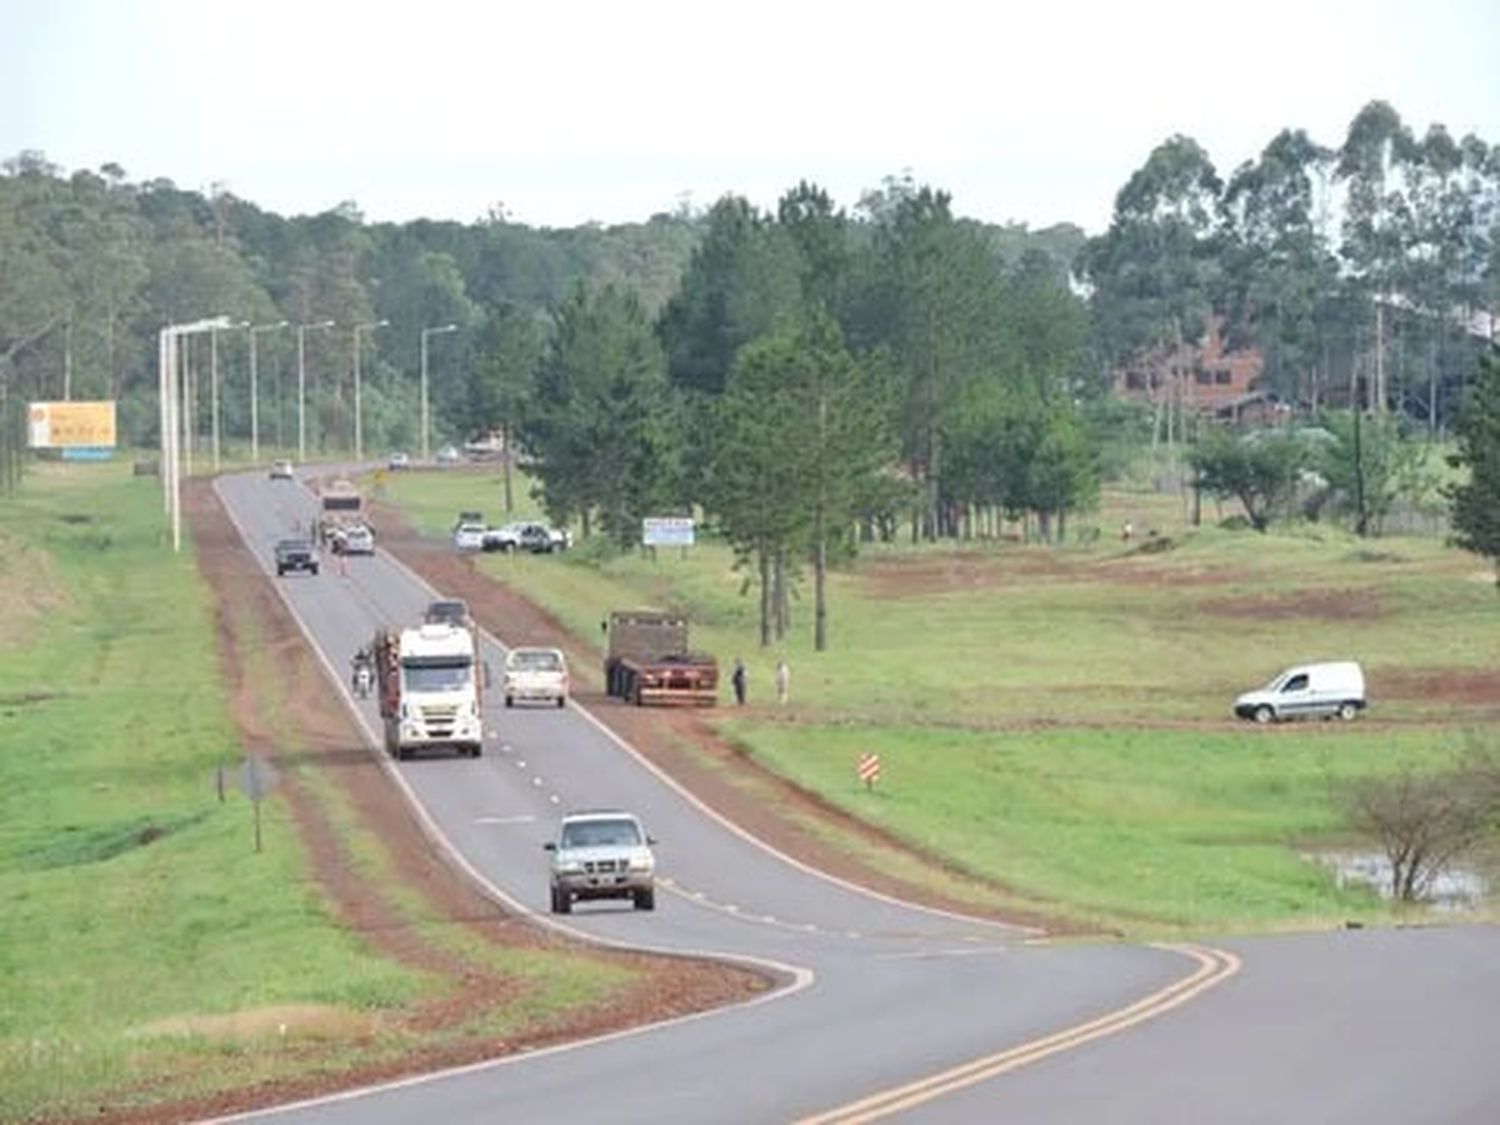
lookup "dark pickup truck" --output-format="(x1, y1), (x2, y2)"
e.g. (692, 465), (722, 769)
(274, 538), (320, 577)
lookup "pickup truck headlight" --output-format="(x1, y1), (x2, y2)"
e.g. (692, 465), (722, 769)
(629, 854), (654, 873)
(557, 860), (583, 875)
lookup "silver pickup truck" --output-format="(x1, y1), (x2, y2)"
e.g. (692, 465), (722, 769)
(545, 810), (656, 913)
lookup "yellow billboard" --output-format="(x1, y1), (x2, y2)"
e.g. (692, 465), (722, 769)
(28, 401), (117, 449)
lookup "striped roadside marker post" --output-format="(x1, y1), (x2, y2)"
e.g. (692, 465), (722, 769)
(858, 752), (882, 791)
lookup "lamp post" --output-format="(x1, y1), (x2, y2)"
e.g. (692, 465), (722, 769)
(157, 316), (233, 551)
(296, 320), (336, 461)
(420, 323), (458, 462)
(246, 321), (289, 462)
(352, 320), (388, 462)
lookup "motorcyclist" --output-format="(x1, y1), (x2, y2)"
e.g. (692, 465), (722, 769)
(352, 647), (374, 697)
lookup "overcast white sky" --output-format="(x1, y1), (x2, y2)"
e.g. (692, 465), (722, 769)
(4, 0), (1498, 233)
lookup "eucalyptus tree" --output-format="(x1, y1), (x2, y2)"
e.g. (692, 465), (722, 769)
(524, 283), (678, 546)
(1220, 129), (1341, 406)
(1077, 135), (1224, 445)
(1336, 101), (1418, 413)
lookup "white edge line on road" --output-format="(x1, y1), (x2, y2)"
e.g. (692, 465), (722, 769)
(207, 474), (814, 1124)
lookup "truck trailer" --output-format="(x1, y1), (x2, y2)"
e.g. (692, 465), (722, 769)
(603, 610), (717, 706)
(372, 622), (485, 758)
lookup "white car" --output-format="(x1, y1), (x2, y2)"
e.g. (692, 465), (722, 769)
(388, 452), (410, 470)
(504, 647), (569, 708)
(339, 524), (375, 555)
(269, 459), (294, 480)
(484, 521), (571, 553)
(1233, 661), (1366, 723)
(452, 522), (487, 551)
(436, 445), (462, 465)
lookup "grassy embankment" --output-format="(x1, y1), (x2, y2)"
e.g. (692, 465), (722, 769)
(381, 467), (1500, 936)
(0, 463), (636, 1122)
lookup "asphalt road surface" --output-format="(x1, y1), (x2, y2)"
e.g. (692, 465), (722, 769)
(216, 471), (1500, 1125)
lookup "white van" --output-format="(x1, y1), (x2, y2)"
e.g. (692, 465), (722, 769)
(1233, 661), (1366, 724)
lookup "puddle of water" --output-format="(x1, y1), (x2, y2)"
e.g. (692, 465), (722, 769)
(1310, 850), (1490, 912)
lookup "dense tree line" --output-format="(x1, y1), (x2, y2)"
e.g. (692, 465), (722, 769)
(1080, 101), (1499, 437)
(4, 97), (1498, 640)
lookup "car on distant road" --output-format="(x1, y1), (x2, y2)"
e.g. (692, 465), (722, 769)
(388, 452), (410, 470)
(504, 647), (569, 708)
(424, 598), (471, 628)
(545, 809), (656, 914)
(337, 523), (375, 555)
(483, 521), (570, 553)
(274, 538), (319, 576)
(269, 459), (294, 480)
(452, 522), (487, 551)
(436, 445), (462, 465)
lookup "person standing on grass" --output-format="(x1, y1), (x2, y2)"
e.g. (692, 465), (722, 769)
(731, 658), (747, 706)
(776, 658), (790, 704)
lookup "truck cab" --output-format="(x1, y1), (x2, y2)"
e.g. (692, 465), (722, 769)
(373, 622), (484, 758)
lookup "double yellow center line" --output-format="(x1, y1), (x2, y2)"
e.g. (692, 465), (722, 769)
(799, 943), (1241, 1124)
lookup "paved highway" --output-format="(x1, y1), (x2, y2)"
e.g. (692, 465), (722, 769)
(216, 471), (1500, 1124)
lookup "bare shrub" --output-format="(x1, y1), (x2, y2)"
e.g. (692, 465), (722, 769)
(1341, 741), (1499, 902)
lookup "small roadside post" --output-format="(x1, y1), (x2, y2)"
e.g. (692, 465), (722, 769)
(237, 756), (280, 853)
(858, 752), (882, 792)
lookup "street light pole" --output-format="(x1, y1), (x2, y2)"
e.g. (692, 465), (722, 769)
(352, 320), (388, 462)
(247, 321), (289, 463)
(210, 326), (220, 471)
(296, 320), (336, 462)
(419, 323), (458, 462)
(157, 316), (232, 551)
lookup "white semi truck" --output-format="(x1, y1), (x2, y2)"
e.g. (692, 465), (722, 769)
(372, 622), (485, 759)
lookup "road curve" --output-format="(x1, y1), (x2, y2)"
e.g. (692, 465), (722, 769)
(211, 471), (1500, 1124)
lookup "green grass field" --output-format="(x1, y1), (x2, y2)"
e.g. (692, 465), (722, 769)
(381, 467), (1500, 935)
